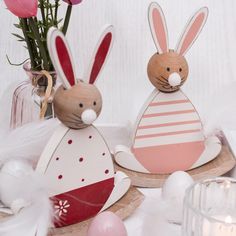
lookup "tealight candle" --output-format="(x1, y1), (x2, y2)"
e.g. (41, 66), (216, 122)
(203, 215), (236, 236)
(182, 178), (236, 236)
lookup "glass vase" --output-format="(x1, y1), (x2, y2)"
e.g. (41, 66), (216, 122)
(182, 177), (236, 236)
(10, 62), (57, 129)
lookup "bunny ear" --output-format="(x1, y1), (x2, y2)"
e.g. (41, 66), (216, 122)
(175, 7), (208, 55)
(47, 27), (77, 89)
(86, 25), (114, 84)
(148, 2), (169, 54)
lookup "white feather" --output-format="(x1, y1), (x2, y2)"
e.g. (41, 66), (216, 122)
(202, 82), (236, 136)
(0, 119), (59, 235)
(141, 196), (181, 236)
(0, 193), (52, 236)
(0, 119), (59, 166)
(0, 161), (53, 236)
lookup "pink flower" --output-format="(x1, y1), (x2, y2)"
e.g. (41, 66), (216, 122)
(4, 0), (37, 18)
(54, 200), (70, 217)
(63, 0), (83, 5)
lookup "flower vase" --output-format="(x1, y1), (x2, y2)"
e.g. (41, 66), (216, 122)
(10, 62), (57, 129)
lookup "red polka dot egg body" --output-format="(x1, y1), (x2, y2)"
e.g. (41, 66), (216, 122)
(37, 125), (115, 227)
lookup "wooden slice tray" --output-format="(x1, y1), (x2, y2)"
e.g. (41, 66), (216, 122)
(0, 187), (144, 236)
(115, 145), (236, 188)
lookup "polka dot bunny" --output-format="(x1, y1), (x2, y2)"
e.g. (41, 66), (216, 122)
(36, 26), (130, 227)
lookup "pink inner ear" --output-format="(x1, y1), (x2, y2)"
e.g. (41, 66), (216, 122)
(56, 36), (75, 86)
(89, 33), (112, 84)
(153, 8), (168, 53)
(179, 13), (205, 55)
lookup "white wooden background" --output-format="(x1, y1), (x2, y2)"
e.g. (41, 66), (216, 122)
(0, 0), (236, 126)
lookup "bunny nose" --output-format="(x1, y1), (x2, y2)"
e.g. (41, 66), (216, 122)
(81, 109), (97, 125)
(168, 72), (181, 87)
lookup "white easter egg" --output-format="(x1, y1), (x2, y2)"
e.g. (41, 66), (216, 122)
(0, 160), (33, 208)
(162, 171), (194, 200)
(162, 171), (194, 224)
(1, 160), (33, 177)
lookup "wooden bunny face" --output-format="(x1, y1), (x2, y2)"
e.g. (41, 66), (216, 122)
(148, 51), (189, 92)
(148, 3), (208, 93)
(47, 26), (113, 129)
(53, 82), (102, 129)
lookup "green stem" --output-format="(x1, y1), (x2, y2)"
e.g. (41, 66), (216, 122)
(30, 33), (41, 68)
(20, 18), (36, 68)
(54, 0), (60, 26)
(40, 0), (46, 24)
(40, 0), (47, 41)
(29, 17), (49, 70)
(6, 55), (30, 66)
(46, 0), (49, 25)
(49, 5), (54, 22)
(62, 4), (72, 35)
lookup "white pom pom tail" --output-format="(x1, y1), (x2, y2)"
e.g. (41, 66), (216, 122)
(81, 109), (97, 125)
(168, 72), (181, 87)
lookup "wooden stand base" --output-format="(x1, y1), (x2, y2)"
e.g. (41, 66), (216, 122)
(0, 187), (144, 236)
(115, 145), (236, 188)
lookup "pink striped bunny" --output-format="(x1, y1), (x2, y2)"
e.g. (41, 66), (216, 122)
(115, 3), (221, 174)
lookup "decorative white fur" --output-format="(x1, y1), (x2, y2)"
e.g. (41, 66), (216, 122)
(0, 160), (53, 236)
(0, 119), (60, 236)
(0, 119), (59, 166)
(168, 72), (181, 87)
(0, 160), (33, 209)
(202, 82), (236, 137)
(81, 109), (97, 125)
(141, 172), (193, 235)
(141, 195), (181, 236)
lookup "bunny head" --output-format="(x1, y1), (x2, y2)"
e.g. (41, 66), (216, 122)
(147, 3), (208, 93)
(47, 26), (114, 129)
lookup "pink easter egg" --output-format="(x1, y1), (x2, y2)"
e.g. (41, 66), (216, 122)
(87, 211), (127, 236)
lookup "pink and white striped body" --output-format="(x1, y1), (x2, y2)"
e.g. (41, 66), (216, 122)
(115, 4), (221, 175)
(131, 89), (205, 174)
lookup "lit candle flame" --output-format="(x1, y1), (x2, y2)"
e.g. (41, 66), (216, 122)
(225, 216), (233, 224)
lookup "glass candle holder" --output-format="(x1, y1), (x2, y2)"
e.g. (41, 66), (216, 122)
(182, 177), (236, 236)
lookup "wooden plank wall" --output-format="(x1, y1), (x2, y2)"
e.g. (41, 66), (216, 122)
(0, 0), (235, 126)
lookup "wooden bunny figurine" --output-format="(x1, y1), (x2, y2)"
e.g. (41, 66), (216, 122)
(114, 3), (222, 174)
(36, 26), (130, 227)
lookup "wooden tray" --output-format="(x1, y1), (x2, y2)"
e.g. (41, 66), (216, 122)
(115, 145), (236, 188)
(0, 187), (144, 236)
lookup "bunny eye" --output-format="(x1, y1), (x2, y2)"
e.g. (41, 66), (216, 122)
(79, 103), (84, 108)
(93, 101), (97, 106)
(179, 68), (182, 72)
(166, 67), (170, 72)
